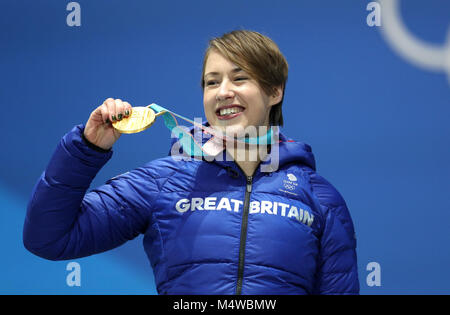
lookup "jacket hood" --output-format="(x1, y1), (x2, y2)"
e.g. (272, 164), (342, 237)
(275, 132), (316, 171)
(168, 120), (316, 172)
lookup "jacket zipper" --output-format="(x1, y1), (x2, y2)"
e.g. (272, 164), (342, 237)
(235, 175), (253, 295)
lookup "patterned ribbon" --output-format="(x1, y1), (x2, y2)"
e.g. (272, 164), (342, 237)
(148, 103), (275, 157)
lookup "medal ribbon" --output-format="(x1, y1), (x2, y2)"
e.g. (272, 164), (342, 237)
(148, 103), (275, 157)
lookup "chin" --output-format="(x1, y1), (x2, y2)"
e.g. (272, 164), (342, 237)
(226, 124), (260, 139)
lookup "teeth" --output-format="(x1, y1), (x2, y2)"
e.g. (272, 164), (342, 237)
(219, 107), (243, 116)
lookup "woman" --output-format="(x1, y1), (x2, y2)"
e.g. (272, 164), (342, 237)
(23, 30), (359, 295)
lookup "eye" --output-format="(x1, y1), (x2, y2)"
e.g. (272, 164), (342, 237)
(235, 77), (248, 81)
(206, 80), (218, 86)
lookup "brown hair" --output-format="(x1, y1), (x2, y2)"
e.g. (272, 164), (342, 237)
(200, 30), (289, 127)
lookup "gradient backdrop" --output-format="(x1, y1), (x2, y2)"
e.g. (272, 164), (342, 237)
(1, 0), (449, 294)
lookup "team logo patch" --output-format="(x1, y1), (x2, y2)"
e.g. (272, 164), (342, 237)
(282, 173), (299, 194)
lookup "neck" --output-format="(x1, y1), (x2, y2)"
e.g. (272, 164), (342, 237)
(221, 123), (273, 177)
(226, 143), (270, 177)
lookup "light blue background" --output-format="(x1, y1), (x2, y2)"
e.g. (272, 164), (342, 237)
(1, 0), (449, 294)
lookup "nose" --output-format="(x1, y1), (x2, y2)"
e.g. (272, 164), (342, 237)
(216, 79), (235, 102)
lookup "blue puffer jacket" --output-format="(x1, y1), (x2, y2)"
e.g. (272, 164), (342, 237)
(23, 124), (359, 295)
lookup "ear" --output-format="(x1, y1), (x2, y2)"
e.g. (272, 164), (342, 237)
(268, 85), (283, 107)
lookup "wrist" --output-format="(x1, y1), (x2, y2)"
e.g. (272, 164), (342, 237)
(81, 131), (112, 153)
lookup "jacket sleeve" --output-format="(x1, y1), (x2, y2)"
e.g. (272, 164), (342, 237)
(309, 172), (359, 295)
(23, 124), (159, 261)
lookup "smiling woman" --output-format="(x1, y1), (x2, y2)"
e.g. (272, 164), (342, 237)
(201, 31), (289, 176)
(201, 31), (288, 130)
(23, 30), (359, 295)
(203, 52), (281, 132)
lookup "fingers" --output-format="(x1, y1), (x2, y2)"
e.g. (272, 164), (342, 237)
(102, 98), (133, 124)
(99, 103), (110, 124)
(123, 102), (132, 118)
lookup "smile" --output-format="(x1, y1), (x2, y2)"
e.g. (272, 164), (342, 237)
(216, 106), (245, 120)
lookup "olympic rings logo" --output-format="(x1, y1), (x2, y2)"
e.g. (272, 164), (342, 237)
(284, 184), (296, 190)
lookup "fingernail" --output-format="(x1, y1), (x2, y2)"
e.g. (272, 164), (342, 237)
(118, 113), (123, 120)
(112, 115), (116, 121)
(125, 110), (130, 116)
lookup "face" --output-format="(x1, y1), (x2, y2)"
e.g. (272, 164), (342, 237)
(203, 50), (282, 136)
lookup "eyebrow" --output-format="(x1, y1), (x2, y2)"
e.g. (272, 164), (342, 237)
(204, 67), (243, 78)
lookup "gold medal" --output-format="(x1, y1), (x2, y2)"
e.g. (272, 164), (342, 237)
(112, 106), (156, 134)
